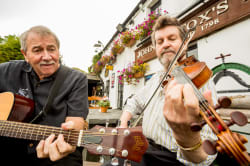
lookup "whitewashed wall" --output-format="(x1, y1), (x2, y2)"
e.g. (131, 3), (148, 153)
(198, 18), (250, 97)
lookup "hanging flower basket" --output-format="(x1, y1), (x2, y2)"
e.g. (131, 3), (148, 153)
(117, 46), (124, 54)
(93, 63), (102, 73)
(134, 71), (145, 78)
(106, 65), (113, 70)
(124, 39), (136, 48)
(112, 39), (124, 55)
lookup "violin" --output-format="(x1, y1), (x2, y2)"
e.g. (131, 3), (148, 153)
(171, 56), (250, 166)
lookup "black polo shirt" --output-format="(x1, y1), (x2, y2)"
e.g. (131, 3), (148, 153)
(0, 60), (88, 123)
(0, 60), (88, 166)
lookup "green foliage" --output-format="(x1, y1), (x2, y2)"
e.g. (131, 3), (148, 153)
(0, 35), (24, 63)
(88, 66), (93, 73)
(72, 67), (87, 74)
(97, 99), (110, 107)
(88, 51), (106, 74)
(92, 52), (102, 64)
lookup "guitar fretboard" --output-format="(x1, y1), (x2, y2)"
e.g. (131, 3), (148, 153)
(0, 120), (80, 146)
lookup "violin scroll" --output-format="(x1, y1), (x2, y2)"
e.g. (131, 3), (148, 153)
(190, 95), (250, 165)
(202, 131), (250, 166)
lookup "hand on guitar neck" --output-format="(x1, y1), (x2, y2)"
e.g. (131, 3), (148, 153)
(36, 121), (77, 161)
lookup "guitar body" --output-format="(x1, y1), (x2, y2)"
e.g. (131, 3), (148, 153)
(0, 92), (34, 122)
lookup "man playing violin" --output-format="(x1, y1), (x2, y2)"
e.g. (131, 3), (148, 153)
(118, 15), (218, 165)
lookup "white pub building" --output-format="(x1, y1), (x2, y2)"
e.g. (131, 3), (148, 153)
(95, 0), (250, 152)
(98, 0), (250, 109)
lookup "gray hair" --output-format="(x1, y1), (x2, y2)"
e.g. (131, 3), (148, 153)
(151, 15), (187, 47)
(19, 25), (60, 52)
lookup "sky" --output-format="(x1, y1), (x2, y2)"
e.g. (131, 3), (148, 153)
(0, 0), (140, 72)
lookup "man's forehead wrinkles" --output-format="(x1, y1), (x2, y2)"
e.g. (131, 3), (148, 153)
(47, 44), (56, 47)
(156, 33), (176, 40)
(32, 45), (42, 49)
(31, 44), (56, 48)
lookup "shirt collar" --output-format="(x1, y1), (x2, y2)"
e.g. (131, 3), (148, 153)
(22, 61), (61, 81)
(22, 61), (32, 73)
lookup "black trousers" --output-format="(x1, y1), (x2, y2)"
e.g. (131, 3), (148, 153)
(0, 137), (83, 166)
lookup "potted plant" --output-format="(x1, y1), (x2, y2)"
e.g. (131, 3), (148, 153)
(97, 98), (110, 113)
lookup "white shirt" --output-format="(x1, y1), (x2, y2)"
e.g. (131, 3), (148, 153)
(123, 71), (218, 166)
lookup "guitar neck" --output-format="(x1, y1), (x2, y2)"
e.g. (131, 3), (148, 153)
(0, 120), (82, 146)
(0, 120), (149, 162)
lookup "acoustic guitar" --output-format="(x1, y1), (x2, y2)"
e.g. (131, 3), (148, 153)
(0, 92), (148, 162)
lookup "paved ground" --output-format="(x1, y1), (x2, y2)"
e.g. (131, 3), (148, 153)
(83, 161), (101, 166)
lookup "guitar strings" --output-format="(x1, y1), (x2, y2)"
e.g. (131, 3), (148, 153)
(0, 120), (130, 147)
(0, 123), (126, 139)
(0, 122), (131, 155)
(0, 120), (130, 137)
(0, 122), (126, 138)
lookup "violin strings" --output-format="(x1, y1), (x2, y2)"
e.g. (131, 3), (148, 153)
(179, 69), (221, 125)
